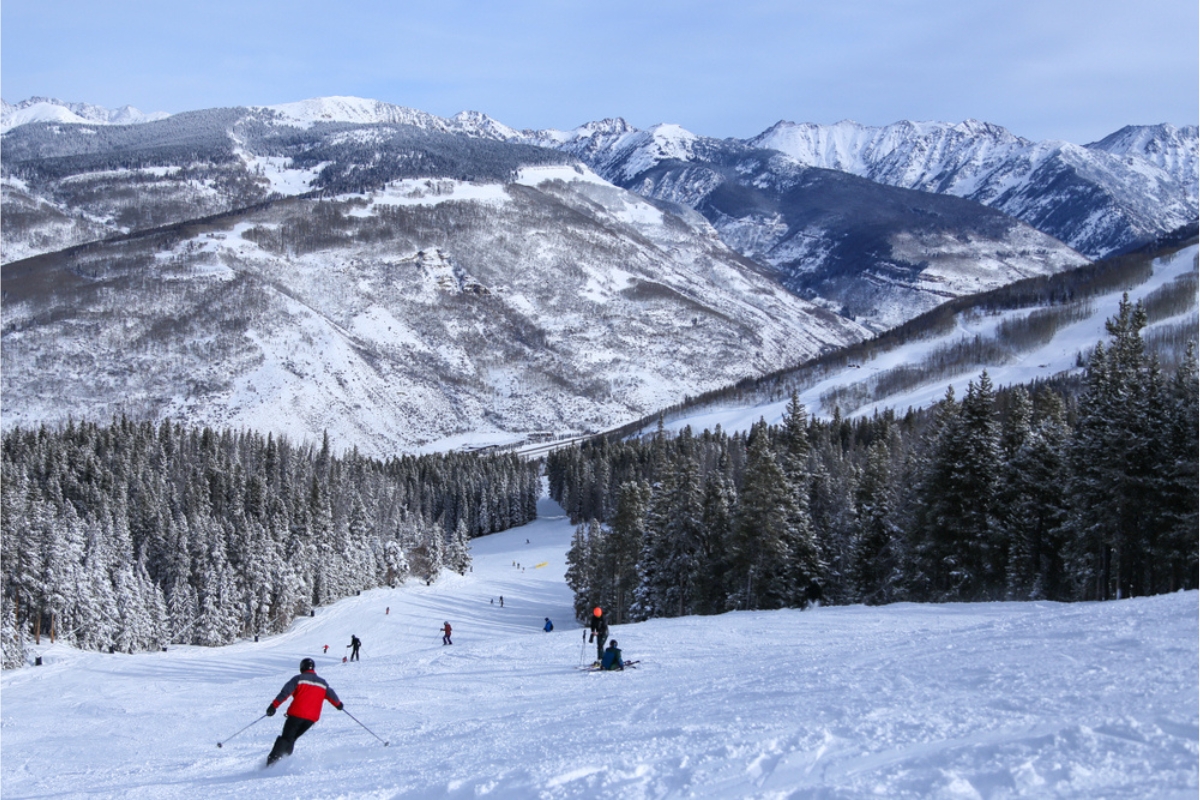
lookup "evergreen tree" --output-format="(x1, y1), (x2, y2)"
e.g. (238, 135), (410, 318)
(695, 469), (734, 615)
(1001, 391), (1071, 599)
(608, 481), (650, 624)
(1066, 296), (1162, 599)
(853, 439), (901, 604)
(1161, 344), (1200, 589)
(727, 427), (797, 610)
(448, 518), (472, 575)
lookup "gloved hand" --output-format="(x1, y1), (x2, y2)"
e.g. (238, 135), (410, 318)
(266, 705), (276, 717)
(339, 704), (347, 711)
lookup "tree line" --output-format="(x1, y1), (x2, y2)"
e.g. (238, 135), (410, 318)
(553, 295), (1197, 624)
(1, 420), (539, 667)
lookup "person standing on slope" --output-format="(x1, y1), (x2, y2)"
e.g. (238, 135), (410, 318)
(348, 635), (361, 661)
(442, 621), (452, 645)
(265, 658), (344, 766)
(588, 607), (609, 664)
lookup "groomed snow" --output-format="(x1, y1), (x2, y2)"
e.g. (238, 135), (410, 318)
(2, 496), (1195, 799)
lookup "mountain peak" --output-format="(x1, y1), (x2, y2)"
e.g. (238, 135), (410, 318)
(259, 96), (443, 129)
(1, 96), (169, 133)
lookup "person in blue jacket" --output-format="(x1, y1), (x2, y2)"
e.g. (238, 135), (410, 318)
(543, 617), (553, 632)
(600, 639), (624, 671)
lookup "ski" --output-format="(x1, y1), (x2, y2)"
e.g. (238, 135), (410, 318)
(576, 660), (639, 672)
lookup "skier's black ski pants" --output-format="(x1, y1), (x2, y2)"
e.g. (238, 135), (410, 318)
(267, 716), (315, 765)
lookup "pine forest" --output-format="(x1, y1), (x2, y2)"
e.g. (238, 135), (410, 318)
(553, 296), (1198, 624)
(1, 421), (539, 667)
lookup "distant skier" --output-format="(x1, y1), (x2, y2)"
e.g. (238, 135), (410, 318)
(265, 658), (344, 766)
(348, 635), (361, 661)
(499, 596), (504, 608)
(588, 607), (609, 663)
(600, 639), (624, 671)
(322, 644), (328, 654)
(543, 617), (553, 632)
(442, 621), (452, 645)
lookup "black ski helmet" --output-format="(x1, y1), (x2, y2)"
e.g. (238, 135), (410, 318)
(609, 640), (617, 647)
(300, 657), (315, 672)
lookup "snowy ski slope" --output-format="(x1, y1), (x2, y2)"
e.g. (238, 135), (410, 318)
(2, 497), (1196, 799)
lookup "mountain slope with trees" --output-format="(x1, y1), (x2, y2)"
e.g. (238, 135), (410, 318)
(552, 292), (1197, 623)
(1, 419), (539, 667)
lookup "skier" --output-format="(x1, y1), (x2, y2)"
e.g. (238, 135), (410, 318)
(600, 639), (624, 671)
(442, 621), (452, 645)
(499, 596), (504, 608)
(588, 607), (609, 663)
(543, 617), (553, 632)
(348, 635), (361, 661)
(265, 658), (344, 766)
(322, 644), (328, 654)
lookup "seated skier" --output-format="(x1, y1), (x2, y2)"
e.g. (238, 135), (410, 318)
(600, 639), (624, 671)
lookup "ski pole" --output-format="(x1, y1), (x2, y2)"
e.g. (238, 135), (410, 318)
(342, 708), (389, 746)
(216, 714), (267, 748)
(578, 628), (587, 666)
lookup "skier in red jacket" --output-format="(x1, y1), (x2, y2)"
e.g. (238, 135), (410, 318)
(265, 658), (344, 766)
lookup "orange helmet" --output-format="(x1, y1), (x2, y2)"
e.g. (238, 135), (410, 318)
(593, 607), (603, 617)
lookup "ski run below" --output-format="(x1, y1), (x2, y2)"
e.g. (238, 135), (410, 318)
(2, 496), (1196, 799)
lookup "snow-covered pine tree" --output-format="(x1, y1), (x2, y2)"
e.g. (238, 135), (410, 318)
(727, 424), (798, 610)
(448, 518), (472, 575)
(695, 468), (734, 615)
(1066, 295), (1163, 599)
(637, 452), (705, 618)
(1161, 343), (1200, 588)
(908, 385), (963, 599)
(853, 438), (901, 604)
(958, 370), (1003, 596)
(609, 481), (650, 624)
(778, 393), (824, 606)
(1001, 390), (1070, 600)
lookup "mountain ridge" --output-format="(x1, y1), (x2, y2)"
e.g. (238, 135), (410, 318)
(2, 94), (1194, 456)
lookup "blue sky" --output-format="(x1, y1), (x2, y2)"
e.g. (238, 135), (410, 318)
(3, 0), (1196, 143)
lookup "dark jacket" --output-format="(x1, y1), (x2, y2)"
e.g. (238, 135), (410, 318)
(604, 642), (624, 671)
(272, 670), (343, 721)
(600, 645), (624, 671)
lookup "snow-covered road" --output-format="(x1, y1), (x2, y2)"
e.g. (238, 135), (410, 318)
(2, 496), (1196, 799)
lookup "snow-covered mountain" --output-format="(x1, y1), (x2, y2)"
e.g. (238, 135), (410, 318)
(531, 116), (1197, 261)
(645, 242), (1199, 439)
(524, 121), (1089, 330)
(1, 162), (867, 457)
(1, 95), (1192, 453)
(750, 119), (1198, 259)
(257, 96), (522, 141)
(1088, 123), (1199, 190)
(0, 96), (170, 133)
